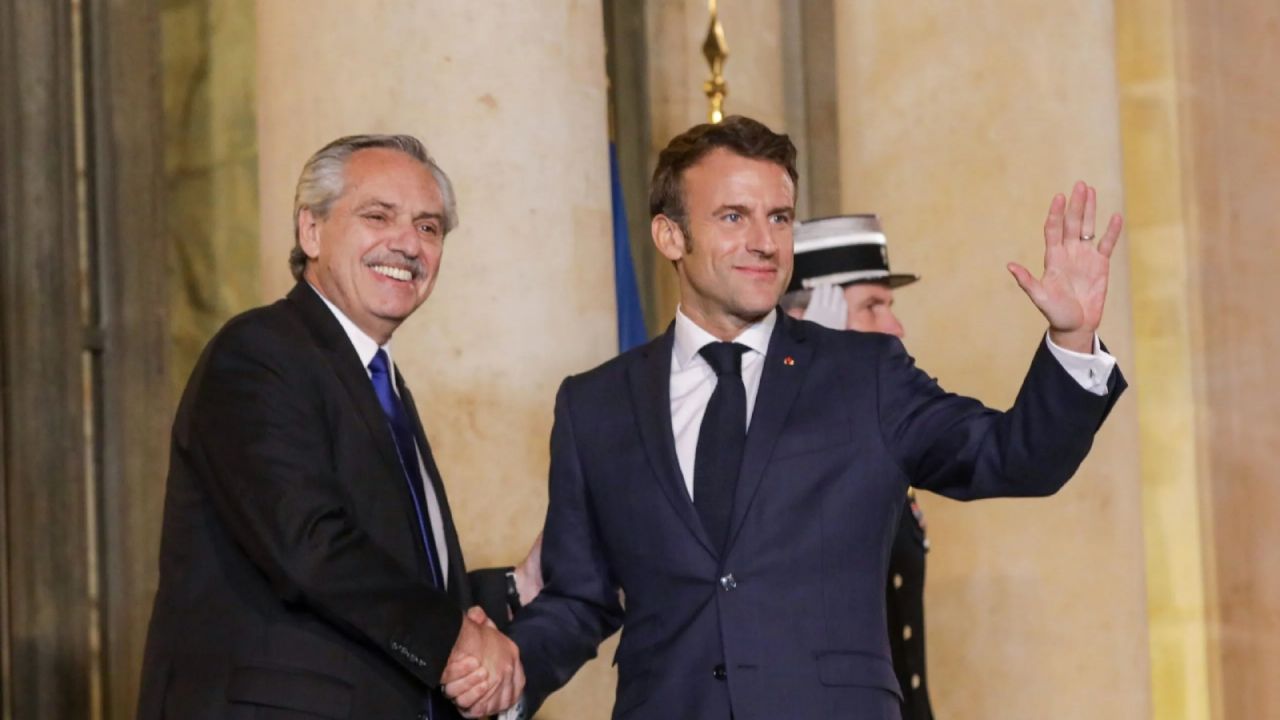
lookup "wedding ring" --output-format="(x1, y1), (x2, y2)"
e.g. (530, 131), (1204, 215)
(1080, 232), (1096, 242)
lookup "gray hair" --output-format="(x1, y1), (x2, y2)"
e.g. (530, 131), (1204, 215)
(289, 134), (460, 281)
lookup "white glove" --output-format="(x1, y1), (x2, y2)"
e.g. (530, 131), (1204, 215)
(802, 283), (847, 330)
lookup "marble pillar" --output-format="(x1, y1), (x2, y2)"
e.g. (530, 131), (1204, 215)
(256, 2), (619, 716)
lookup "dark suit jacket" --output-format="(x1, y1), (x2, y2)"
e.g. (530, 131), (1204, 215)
(137, 283), (502, 720)
(510, 312), (1124, 720)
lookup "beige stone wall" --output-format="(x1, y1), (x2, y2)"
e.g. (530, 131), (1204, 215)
(256, 3), (619, 717)
(832, 1), (1151, 717)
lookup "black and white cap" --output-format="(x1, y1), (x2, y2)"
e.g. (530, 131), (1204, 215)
(787, 214), (919, 292)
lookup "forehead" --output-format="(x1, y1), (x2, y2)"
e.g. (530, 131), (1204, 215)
(340, 147), (442, 207)
(682, 148), (795, 208)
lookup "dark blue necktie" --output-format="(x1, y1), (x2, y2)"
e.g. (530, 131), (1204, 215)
(368, 349), (445, 589)
(694, 342), (749, 554)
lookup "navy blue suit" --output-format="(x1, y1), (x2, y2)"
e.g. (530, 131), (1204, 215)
(510, 312), (1124, 719)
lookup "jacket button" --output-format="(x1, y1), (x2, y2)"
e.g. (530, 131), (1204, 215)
(712, 664), (727, 680)
(902, 624), (913, 641)
(719, 573), (737, 591)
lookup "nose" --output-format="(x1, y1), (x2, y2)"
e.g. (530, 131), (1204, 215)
(746, 220), (778, 257)
(385, 219), (420, 257)
(883, 309), (905, 338)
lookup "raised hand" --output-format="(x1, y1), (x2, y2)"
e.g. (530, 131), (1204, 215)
(1007, 181), (1122, 353)
(442, 606), (525, 718)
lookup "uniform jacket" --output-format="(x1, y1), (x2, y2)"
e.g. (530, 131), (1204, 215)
(886, 494), (933, 720)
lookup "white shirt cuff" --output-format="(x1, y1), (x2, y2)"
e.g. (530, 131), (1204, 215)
(497, 696), (526, 720)
(1044, 332), (1115, 396)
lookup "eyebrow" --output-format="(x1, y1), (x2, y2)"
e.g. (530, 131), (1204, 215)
(354, 199), (396, 212)
(355, 199), (444, 225)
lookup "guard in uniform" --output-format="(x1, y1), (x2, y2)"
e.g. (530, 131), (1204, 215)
(780, 214), (935, 719)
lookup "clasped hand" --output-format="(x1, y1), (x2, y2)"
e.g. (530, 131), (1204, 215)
(442, 606), (524, 718)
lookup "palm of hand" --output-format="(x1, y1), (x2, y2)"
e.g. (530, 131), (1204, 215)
(1008, 181), (1122, 347)
(1037, 241), (1110, 333)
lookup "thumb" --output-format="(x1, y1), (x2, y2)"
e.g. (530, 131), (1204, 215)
(466, 605), (489, 625)
(1007, 262), (1045, 305)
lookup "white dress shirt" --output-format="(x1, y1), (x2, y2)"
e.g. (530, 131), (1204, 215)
(312, 285), (450, 585)
(669, 306), (1117, 498)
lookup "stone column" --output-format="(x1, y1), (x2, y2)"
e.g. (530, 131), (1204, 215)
(256, 2), (619, 716)
(832, 1), (1150, 717)
(1120, 0), (1280, 716)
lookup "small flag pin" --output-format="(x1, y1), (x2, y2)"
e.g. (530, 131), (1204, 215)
(783, 356), (795, 366)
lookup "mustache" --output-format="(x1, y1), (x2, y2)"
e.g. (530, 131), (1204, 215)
(362, 250), (426, 279)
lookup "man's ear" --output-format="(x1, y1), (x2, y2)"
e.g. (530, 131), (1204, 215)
(298, 207), (322, 260)
(652, 214), (686, 262)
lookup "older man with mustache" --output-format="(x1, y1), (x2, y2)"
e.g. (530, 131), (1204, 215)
(137, 134), (532, 720)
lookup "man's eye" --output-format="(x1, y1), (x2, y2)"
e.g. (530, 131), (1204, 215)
(723, 212), (742, 223)
(418, 224), (440, 235)
(364, 213), (388, 223)
(770, 213), (792, 225)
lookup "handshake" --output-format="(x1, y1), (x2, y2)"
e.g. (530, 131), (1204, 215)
(441, 606), (525, 718)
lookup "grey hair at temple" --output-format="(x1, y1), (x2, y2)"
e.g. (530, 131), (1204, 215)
(288, 133), (460, 281)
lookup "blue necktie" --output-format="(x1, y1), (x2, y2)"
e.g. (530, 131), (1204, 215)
(694, 342), (749, 554)
(368, 349), (445, 589)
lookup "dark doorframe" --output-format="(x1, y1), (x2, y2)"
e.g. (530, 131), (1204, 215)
(1, 1), (166, 718)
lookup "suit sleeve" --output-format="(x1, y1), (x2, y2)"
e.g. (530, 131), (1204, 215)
(508, 378), (625, 714)
(874, 335), (1125, 500)
(468, 567), (515, 633)
(189, 323), (462, 687)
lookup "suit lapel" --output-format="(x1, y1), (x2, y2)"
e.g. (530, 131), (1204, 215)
(725, 313), (812, 553)
(284, 284), (435, 578)
(628, 326), (717, 558)
(398, 377), (469, 604)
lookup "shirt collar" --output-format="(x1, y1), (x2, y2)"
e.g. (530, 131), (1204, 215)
(308, 283), (391, 372)
(672, 305), (776, 370)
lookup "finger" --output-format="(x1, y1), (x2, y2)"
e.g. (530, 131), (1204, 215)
(443, 664), (486, 697)
(465, 605), (489, 625)
(1007, 263), (1047, 306)
(466, 674), (506, 718)
(1097, 212), (1123, 258)
(451, 671), (494, 709)
(440, 655), (480, 685)
(1064, 181), (1086, 242)
(1043, 193), (1066, 248)
(1081, 185), (1097, 240)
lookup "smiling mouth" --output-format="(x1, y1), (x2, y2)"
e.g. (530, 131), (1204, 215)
(369, 264), (415, 282)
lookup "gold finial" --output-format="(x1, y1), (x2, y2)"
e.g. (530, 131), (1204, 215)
(702, 0), (728, 123)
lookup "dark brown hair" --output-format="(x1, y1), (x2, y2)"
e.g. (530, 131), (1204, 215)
(648, 115), (799, 238)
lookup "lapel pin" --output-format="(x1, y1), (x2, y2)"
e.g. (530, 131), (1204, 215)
(783, 356), (795, 366)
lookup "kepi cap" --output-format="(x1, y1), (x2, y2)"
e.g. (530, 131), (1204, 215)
(788, 214), (919, 292)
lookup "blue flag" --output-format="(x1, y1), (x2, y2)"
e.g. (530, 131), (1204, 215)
(610, 143), (647, 351)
